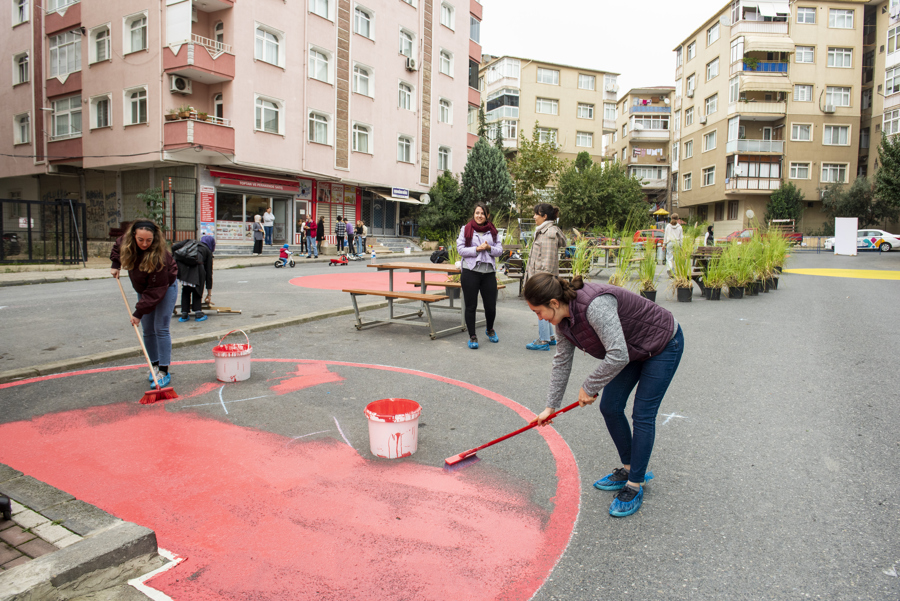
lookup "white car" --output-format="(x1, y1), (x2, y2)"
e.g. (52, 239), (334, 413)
(824, 229), (900, 252)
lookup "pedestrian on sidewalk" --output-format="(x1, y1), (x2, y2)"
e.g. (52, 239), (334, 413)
(346, 219), (355, 256)
(263, 207), (275, 245)
(525, 272), (684, 518)
(172, 236), (214, 322)
(316, 217), (325, 256)
(110, 221), (179, 389)
(335, 216), (346, 252)
(252, 215), (264, 256)
(307, 218), (319, 258)
(299, 218), (308, 254)
(523, 203), (567, 351)
(356, 220), (367, 255)
(664, 213), (683, 276)
(456, 202), (502, 350)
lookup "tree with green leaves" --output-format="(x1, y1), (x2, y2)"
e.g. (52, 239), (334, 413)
(416, 171), (467, 240)
(554, 160), (646, 230)
(136, 188), (169, 232)
(460, 137), (514, 218)
(508, 123), (562, 212)
(822, 176), (900, 229)
(574, 151), (592, 173)
(874, 132), (900, 223)
(477, 101), (488, 139)
(765, 181), (805, 223)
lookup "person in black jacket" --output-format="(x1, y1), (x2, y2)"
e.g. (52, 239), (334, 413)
(173, 236), (215, 322)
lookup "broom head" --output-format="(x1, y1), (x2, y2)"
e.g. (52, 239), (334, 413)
(140, 386), (178, 405)
(443, 451), (480, 472)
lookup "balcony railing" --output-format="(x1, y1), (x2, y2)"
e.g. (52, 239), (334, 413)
(728, 101), (787, 116)
(730, 21), (788, 35)
(603, 119), (617, 131)
(742, 61), (788, 74)
(725, 139), (784, 154)
(630, 128), (671, 140)
(725, 176), (782, 192)
(885, 94), (900, 110)
(632, 106), (671, 114)
(191, 33), (232, 55)
(640, 178), (668, 189)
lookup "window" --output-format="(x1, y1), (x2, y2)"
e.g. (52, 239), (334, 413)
(729, 75), (740, 103)
(469, 16), (480, 43)
(622, 123), (627, 137)
(255, 26), (282, 66)
(499, 119), (517, 140)
(13, 113), (29, 144)
(354, 7), (372, 38)
(124, 13), (148, 54)
(702, 166), (715, 186)
(887, 67), (900, 95)
(862, 88), (873, 109)
(537, 127), (557, 144)
(631, 114), (669, 130)
(535, 98), (558, 115)
(829, 9), (853, 29)
(90, 94), (110, 129)
(352, 123), (370, 153)
(790, 162), (810, 179)
(353, 65), (371, 96)
(125, 87), (147, 125)
(826, 86), (851, 107)
(674, 109), (681, 132)
(685, 107), (694, 126)
(537, 68), (559, 85)
(703, 130), (716, 151)
(707, 23), (719, 46)
(727, 200), (738, 220)
(794, 84), (813, 102)
(885, 109), (900, 135)
(795, 46), (814, 63)
(440, 3), (454, 29)
(686, 74), (695, 94)
(730, 37), (744, 64)
(215, 22), (224, 46)
(890, 26), (900, 55)
(49, 31), (81, 78)
(684, 140), (693, 158)
(577, 103), (594, 119)
(51, 95), (81, 139)
(214, 94), (223, 119)
(797, 7), (815, 23)
(791, 123), (811, 141)
(309, 112), (329, 144)
(439, 98), (452, 123)
(468, 58), (479, 89)
(603, 103), (615, 120)
(46, 0), (76, 12)
(821, 163), (847, 183)
(705, 93), (718, 115)
(672, 143), (679, 162)
(14, 0), (27, 25)
(706, 58), (719, 81)
(714, 202), (724, 221)
(676, 46), (683, 67)
(399, 29), (413, 57)
(827, 47), (852, 68)
(13, 53), (28, 85)
(91, 26), (110, 63)
(255, 96), (281, 134)
(575, 131), (593, 147)
(438, 146), (451, 171)
(398, 82), (412, 109)
(683, 172), (692, 191)
(578, 74), (595, 90)
(435, 50), (451, 76)
(823, 125), (849, 145)
(397, 135), (412, 162)
(309, 0), (329, 20)
(687, 42), (696, 61)
(309, 48), (329, 83)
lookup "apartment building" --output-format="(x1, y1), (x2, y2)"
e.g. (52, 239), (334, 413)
(607, 87), (675, 211)
(672, 0), (870, 236)
(477, 55), (619, 162)
(1, 0), (481, 246)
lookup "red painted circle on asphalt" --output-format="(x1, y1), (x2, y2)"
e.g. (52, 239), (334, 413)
(289, 272), (424, 291)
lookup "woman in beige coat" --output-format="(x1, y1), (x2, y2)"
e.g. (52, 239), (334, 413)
(524, 203), (568, 351)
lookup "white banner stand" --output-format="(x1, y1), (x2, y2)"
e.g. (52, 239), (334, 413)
(834, 217), (858, 256)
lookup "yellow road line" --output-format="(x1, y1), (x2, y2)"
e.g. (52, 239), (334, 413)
(784, 268), (900, 280)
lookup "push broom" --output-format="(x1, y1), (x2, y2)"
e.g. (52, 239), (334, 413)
(116, 277), (178, 404)
(444, 400), (582, 471)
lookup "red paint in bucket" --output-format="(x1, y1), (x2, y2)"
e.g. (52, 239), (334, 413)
(212, 330), (252, 382)
(364, 398), (421, 458)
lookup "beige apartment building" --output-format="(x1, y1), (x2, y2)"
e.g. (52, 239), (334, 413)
(607, 87), (676, 211)
(673, 0), (874, 237)
(477, 55), (618, 163)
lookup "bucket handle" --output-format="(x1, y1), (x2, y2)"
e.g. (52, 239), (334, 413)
(216, 329), (250, 348)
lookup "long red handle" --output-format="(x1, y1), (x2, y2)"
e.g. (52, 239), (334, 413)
(456, 401), (582, 460)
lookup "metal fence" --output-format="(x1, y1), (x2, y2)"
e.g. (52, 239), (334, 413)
(0, 198), (87, 264)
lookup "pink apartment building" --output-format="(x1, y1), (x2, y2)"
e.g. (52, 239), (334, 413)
(0, 0), (481, 248)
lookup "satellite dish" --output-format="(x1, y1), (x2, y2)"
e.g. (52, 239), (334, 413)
(420, 193), (431, 205)
(746, 209), (755, 219)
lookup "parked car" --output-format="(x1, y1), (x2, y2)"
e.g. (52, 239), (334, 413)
(633, 229), (664, 247)
(823, 229), (900, 252)
(722, 228), (803, 245)
(2, 233), (21, 256)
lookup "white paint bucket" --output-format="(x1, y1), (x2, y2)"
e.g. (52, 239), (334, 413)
(404, 247), (411, 254)
(212, 329), (252, 382)
(364, 398), (421, 458)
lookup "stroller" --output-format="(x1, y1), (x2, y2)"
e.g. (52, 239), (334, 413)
(274, 245), (295, 268)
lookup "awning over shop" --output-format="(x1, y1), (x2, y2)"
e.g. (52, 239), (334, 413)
(371, 190), (421, 205)
(208, 169), (302, 192)
(740, 75), (792, 93)
(744, 35), (795, 54)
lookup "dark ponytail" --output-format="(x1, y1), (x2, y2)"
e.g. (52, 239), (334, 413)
(533, 203), (559, 221)
(523, 273), (584, 307)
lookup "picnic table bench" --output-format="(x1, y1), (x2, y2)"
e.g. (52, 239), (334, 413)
(342, 288), (450, 339)
(503, 258), (572, 297)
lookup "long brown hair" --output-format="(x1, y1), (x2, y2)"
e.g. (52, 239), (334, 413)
(523, 273), (585, 307)
(119, 221), (167, 273)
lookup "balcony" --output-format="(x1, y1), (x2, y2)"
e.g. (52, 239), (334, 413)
(640, 178), (668, 190)
(725, 176), (781, 193)
(675, 65), (683, 80)
(674, 96), (682, 110)
(164, 35), (235, 84)
(632, 106), (671, 114)
(630, 128), (670, 141)
(725, 139), (784, 154)
(886, 94), (900, 110)
(164, 118), (234, 156)
(728, 101), (787, 118)
(742, 61), (788, 74)
(731, 21), (788, 35)
(603, 119), (617, 132)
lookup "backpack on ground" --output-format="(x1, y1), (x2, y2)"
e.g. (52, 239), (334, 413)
(174, 239), (200, 266)
(430, 249), (449, 264)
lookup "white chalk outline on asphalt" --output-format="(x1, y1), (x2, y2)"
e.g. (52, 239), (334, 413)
(179, 386), (270, 412)
(661, 412), (687, 426)
(127, 547), (184, 600)
(333, 416), (353, 449)
(284, 430), (332, 447)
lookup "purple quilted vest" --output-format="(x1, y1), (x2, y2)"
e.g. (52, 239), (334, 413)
(556, 283), (675, 361)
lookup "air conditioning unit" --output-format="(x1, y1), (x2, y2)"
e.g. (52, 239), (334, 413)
(406, 57), (418, 71)
(605, 84), (619, 93)
(823, 104), (836, 114)
(686, 90), (694, 98)
(699, 116), (708, 124)
(820, 189), (827, 199)
(170, 75), (192, 95)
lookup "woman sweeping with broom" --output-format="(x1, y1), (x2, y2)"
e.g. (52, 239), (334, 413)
(110, 221), (179, 399)
(524, 273), (683, 517)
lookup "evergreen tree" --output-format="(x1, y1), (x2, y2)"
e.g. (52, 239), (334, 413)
(574, 151), (592, 173)
(554, 160), (645, 230)
(508, 123), (562, 212)
(765, 182), (805, 223)
(460, 137), (514, 217)
(477, 101), (488, 139)
(873, 132), (900, 224)
(417, 172), (466, 239)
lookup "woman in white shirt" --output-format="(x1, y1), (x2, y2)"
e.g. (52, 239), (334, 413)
(663, 213), (683, 276)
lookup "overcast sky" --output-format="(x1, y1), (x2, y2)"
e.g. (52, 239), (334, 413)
(480, 0), (730, 96)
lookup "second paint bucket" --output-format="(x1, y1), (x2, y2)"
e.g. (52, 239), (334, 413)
(364, 398), (421, 459)
(212, 329), (252, 382)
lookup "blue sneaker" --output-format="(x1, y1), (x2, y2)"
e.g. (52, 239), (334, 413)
(526, 340), (550, 351)
(148, 369), (158, 383)
(549, 338), (558, 346)
(467, 337), (479, 349)
(594, 469), (653, 491)
(485, 329), (499, 343)
(151, 373), (171, 389)
(195, 314), (208, 322)
(609, 484), (644, 517)
(178, 316), (190, 322)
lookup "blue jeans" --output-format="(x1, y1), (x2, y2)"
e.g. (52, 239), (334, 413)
(264, 225), (273, 245)
(307, 236), (317, 257)
(356, 236), (365, 254)
(538, 319), (554, 342)
(598, 325), (684, 484)
(137, 283), (178, 367)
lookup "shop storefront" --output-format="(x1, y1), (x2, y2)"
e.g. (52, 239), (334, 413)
(310, 182), (362, 245)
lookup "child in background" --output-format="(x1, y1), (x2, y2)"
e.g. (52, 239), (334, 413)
(279, 244), (290, 260)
